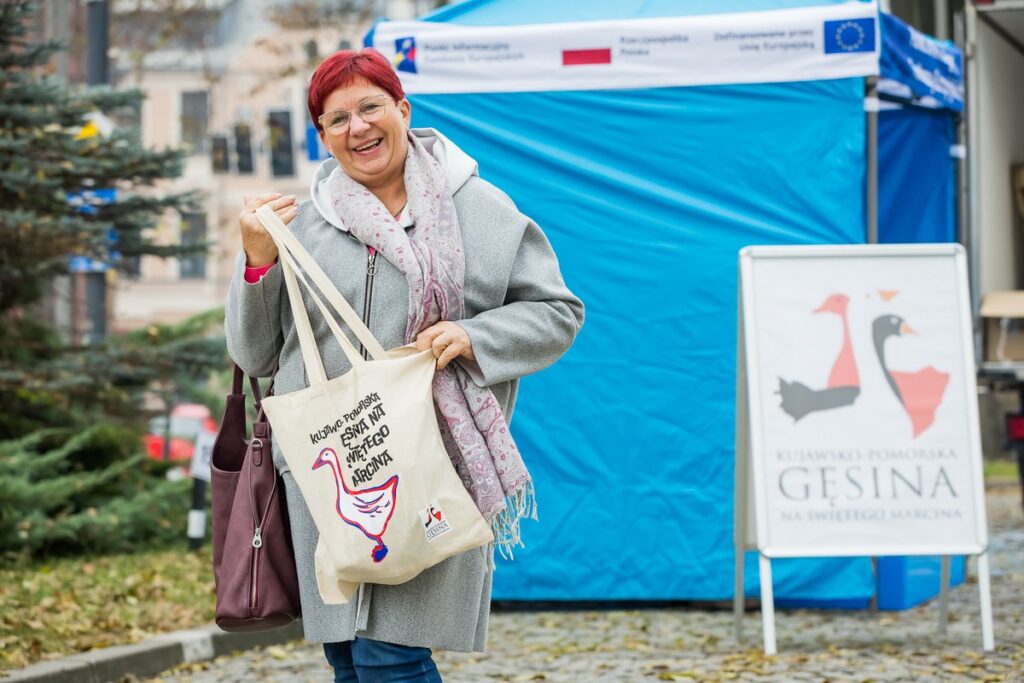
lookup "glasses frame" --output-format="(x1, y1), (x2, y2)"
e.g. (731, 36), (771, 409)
(318, 94), (395, 135)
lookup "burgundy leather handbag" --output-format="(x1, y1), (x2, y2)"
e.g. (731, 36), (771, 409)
(210, 365), (300, 631)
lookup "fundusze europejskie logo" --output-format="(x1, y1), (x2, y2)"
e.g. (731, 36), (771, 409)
(394, 36), (417, 73)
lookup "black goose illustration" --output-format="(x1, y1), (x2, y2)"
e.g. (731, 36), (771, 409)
(778, 293), (861, 421)
(872, 314), (949, 438)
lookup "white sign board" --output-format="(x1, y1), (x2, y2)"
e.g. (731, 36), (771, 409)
(744, 245), (986, 556)
(190, 430), (217, 483)
(733, 244), (992, 654)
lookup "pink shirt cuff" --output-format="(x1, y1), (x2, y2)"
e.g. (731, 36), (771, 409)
(244, 259), (277, 284)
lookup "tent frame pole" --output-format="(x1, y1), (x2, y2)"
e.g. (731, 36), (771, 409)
(934, 0), (950, 40)
(866, 76), (879, 245)
(964, 2), (983, 363)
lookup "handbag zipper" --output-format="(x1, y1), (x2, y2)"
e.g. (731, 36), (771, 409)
(249, 541), (259, 615)
(359, 248), (377, 360)
(247, 435), (268, 617)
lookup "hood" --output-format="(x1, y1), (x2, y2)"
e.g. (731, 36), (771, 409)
(309, 127), (479, 232)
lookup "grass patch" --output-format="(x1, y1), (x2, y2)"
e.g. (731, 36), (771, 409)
(985, 459), (1020, 482)
(0, 545), (214, 671)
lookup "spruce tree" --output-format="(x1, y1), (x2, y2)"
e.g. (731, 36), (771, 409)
(0, 0), (229, 560)
(0, 0), (215, 435)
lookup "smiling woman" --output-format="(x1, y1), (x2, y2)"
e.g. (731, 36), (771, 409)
(225, 49), (584, 682)
(313, 75), (412, 214)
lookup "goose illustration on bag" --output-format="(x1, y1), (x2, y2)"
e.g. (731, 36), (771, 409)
(314, 447), (399, 563)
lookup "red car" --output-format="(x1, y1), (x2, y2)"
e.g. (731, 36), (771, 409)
(144, 403), (217, 463)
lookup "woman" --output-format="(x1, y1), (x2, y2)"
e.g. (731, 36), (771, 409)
(225, 49), (583, 682)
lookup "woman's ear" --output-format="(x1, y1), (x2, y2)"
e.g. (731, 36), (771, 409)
(399, 98), (412, 127)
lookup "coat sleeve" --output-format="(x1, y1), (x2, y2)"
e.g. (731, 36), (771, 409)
(457, 218), (584, 387)
(225, 249), (285, 377)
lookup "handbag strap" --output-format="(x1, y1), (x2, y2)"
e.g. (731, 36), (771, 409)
(249, 374), (274, 407)
(231, 364), (244, 395)
(254, 204), (388, 363)
(229, 364), (277, 423)
(249, 376), (263, 404)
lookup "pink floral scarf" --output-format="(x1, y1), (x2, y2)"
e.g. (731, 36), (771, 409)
(326, 133), (535, 554)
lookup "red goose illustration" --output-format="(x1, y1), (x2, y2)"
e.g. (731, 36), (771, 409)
(872, 315), (949, 438)
(778, 293), (861, 421)
(313, 447), (398, 563)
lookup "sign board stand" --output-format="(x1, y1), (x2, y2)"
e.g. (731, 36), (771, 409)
(187, 430), (217, 551)
(733, 245), (993, 655)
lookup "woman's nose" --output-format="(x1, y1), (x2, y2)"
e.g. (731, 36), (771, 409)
(349, 113), (372, 135)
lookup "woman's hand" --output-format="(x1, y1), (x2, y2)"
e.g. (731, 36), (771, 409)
(416, 321), (475, 371)
(239, 193), (297, 266)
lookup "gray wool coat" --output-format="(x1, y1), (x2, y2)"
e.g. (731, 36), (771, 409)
(224, 129), (584, 652)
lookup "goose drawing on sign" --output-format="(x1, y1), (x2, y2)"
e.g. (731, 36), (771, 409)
(313, 447), (398, 563)
(778, 293), (861, 421)
(872, 315), (950, 438)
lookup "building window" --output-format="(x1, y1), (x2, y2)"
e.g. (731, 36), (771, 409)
(211, 135), (229, 173)
(181, 91), (209, 154)
(179, 212), (207, 279)
(888, 0), (938, 36)
(268, 110), (295, 178)
(234, 123), (254, 174)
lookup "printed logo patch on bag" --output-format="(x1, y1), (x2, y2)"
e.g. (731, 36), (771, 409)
(418, 500), (452, 542)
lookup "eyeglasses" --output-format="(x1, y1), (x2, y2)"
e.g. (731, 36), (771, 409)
(318, 95), (393, 135)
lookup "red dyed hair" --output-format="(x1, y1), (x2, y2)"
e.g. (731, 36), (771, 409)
(307, 49), (405, 133)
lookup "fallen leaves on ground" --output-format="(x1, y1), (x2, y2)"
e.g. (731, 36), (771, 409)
(0, 546), (215, 671)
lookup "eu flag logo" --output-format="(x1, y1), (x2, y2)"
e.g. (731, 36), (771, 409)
(394, 36), (417, 74)
(823, 18), (876, 54)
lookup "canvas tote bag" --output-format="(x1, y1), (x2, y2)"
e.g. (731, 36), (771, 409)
(254, 205), (494, 604)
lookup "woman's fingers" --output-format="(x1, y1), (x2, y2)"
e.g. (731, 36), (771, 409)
(242, 192), (282, 212)
(416, 325), (444, 352)
(241, 195), (297, 228)
(240, 193), (292, 266)
(240, 194), (296, 227)
(416, 322), (474, 370)
(267, 195), (297, 212)
(240, 193), (282, 224)
(435, 335), (464, 370)
(275, 203), (299, 226)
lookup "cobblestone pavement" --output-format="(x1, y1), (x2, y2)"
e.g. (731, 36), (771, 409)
(145, 488), (1024, 683)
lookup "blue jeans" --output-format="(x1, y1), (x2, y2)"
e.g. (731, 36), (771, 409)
(323, 638), (443, 683)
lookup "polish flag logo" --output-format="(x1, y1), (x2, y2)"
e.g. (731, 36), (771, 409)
(562, 48), (612, 66)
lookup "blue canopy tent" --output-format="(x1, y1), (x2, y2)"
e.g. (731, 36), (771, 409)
(364, 1), (963, 607)
(878, 11), (962, 245)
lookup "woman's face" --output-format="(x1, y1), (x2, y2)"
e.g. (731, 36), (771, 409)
(319, 78), (411, 189)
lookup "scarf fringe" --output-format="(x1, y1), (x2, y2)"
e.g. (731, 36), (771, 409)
(491, 480), (538, 561)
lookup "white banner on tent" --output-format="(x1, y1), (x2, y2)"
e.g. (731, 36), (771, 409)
(372, 1), (880, 94)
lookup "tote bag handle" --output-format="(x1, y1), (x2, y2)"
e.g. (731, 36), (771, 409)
(254, 205), (389, 386)
(256, 205), (387, 360)
(280, 243), (362, 383)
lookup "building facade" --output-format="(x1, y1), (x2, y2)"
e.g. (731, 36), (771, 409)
(113, 0), (430, 331)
